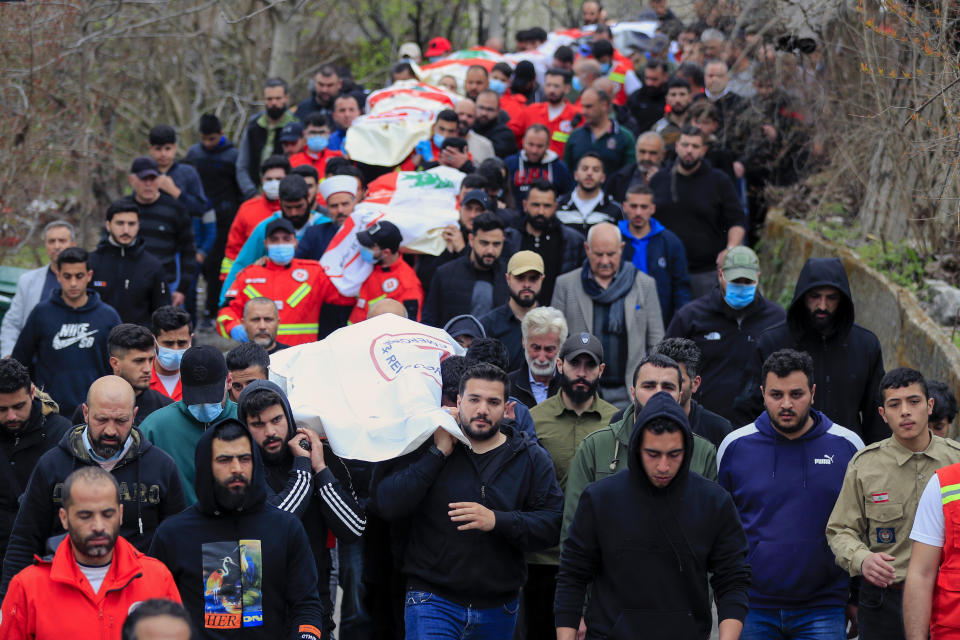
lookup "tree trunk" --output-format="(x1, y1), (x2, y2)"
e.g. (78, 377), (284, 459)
(268, 5), (300, 83)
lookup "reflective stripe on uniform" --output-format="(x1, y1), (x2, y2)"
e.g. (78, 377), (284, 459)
(608, 72), (625, 83)
(942, 482), (960, 505)
(220, 257), (234, 275)
(216, 314), (234, 338)
(243, 284), (262, 300)
(286, 283), (312, 308)
(277, 323), (319, 336)
(551, 131), (569, 143)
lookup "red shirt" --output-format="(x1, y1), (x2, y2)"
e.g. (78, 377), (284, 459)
(222, 194), (278, 279)
(521, 101), (582, 156)
(349, 259), (424, 324)
(289, 149), (344, 206)
(150, 364), (182, 401)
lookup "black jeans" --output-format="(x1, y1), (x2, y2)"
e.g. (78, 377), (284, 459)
(523, 564), (558, 640)
(858, 582), (905, 640)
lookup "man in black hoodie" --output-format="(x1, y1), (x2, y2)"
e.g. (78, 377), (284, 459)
(149, 418), (324, 640)
(373, 362), (562, 638)
(236, 380), (365, 636)
(89, 199), (171, 326)
(735, 257), (887, 443)
(0, 375), (185, 596)
(474, 90), (518, 158)
(555, 391), (751, 640)
(0, 357), (71, 564)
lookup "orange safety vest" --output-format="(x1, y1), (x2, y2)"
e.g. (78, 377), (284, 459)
(933, 463), (960, 637)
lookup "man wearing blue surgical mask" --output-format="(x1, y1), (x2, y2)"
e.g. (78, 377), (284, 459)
(148, 305), (193, 402)
(140, 345), (238, 505)
(665, 245), (785, 424)
(288, 112), (343, 186)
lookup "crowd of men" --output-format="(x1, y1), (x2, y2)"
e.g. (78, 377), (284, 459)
(1, 1), (959, 640)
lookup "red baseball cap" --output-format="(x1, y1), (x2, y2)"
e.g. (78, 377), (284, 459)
(425, 37), (452, 58)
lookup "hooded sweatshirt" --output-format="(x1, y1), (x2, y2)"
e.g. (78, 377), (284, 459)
(0, 425), (186, 596)
(505, 149), (575, 205)
(236, 381), (365, 633)
(717, 408), (863, 609)
(737, 257), (887, 442)
(555, 392), (750, 639)
(0, 400), (72, 560)
(89, 235), (171, 326)
(139, 399), (238, 505)
(148, 420), (324, 640)
(11, 289), (121, 417)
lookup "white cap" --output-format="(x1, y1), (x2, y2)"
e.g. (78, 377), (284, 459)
(399, 42), (421, 60)
(319, 175), (360, 200)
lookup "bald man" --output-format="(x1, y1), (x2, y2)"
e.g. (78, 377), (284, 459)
(0, 375), (185, 596)
(367, 298), (408, 319)
(551, 223), (663, 407)
(455, 98), (496, 164)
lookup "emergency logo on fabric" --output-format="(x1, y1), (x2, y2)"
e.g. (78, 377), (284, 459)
(370, 332), (457, 385)
(202, 539), (264, 629)
(876, 527), (895, 544)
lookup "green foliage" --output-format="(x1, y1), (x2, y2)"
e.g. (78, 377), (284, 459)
(809, 216), (857, 245)
(858, 240), (925, 293)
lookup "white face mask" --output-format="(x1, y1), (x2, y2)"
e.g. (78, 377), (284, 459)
(262, 179), (281, 201)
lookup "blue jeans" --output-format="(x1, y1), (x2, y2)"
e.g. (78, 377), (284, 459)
(338, 539), (371, 639)
(741, 606), (847, 640)
(405, 590), (520, 639)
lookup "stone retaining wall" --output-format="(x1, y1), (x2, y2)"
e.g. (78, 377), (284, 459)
(758, 210), (960, 390)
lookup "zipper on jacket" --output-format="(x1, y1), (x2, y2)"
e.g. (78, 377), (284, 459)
(125, 279), (129, 290)
(481, 485), (486, 502)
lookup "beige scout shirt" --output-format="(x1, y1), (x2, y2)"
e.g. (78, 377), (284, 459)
(826, 433), (960, 582)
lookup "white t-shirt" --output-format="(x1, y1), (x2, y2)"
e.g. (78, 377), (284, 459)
(156, 371), (179, 396)
(911, 474), (945, 547)
(78, 561), (111, 593)
(547, 103), (565, 121)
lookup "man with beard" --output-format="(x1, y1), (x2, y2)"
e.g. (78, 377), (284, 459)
(519, 69), (581, 156)
(563, 88), (635, 176)
(220, 174), (333, 302)
(0, 357), (71, 564)
(89, 199), (171, 326)
(525, 333), (618, 637)
(423, 212), (510, 328)
(652, 78), (693, 149)
(149, 419), (325, 640)
(518, 180), (586, 304)
(296, 65), (360, 125)
(238, 381), (365, 637)
(479, 251), (545, 372)
(0, 376), (185, 596)
(473, 89), (518, 159)
(556, 152), (623, 237)
(505, 125), (575, 206)
(718, 349), (864, 639)
(241, 297), (289, 354)
(649, 126), (745, 299)
(464, 65), (490, 101)
(0, 467), (180, 639)
(295, 169), (363, 263)
(551, 223), (663, 407)
(704, 60), (745, 146)
(606, 132), (666, 204)
(737, 257), (886, 443)
(373, 363), (563, 639)
(236, 78), (297, 200)
(509, 306), (566, 409)
(455, 98), (496, 164)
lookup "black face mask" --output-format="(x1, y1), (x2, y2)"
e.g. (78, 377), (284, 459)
(266, 105), (287, 120)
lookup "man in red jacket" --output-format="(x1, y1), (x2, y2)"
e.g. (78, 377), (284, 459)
(0, 466), (180, 640)
(520, 69), (581, 155)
